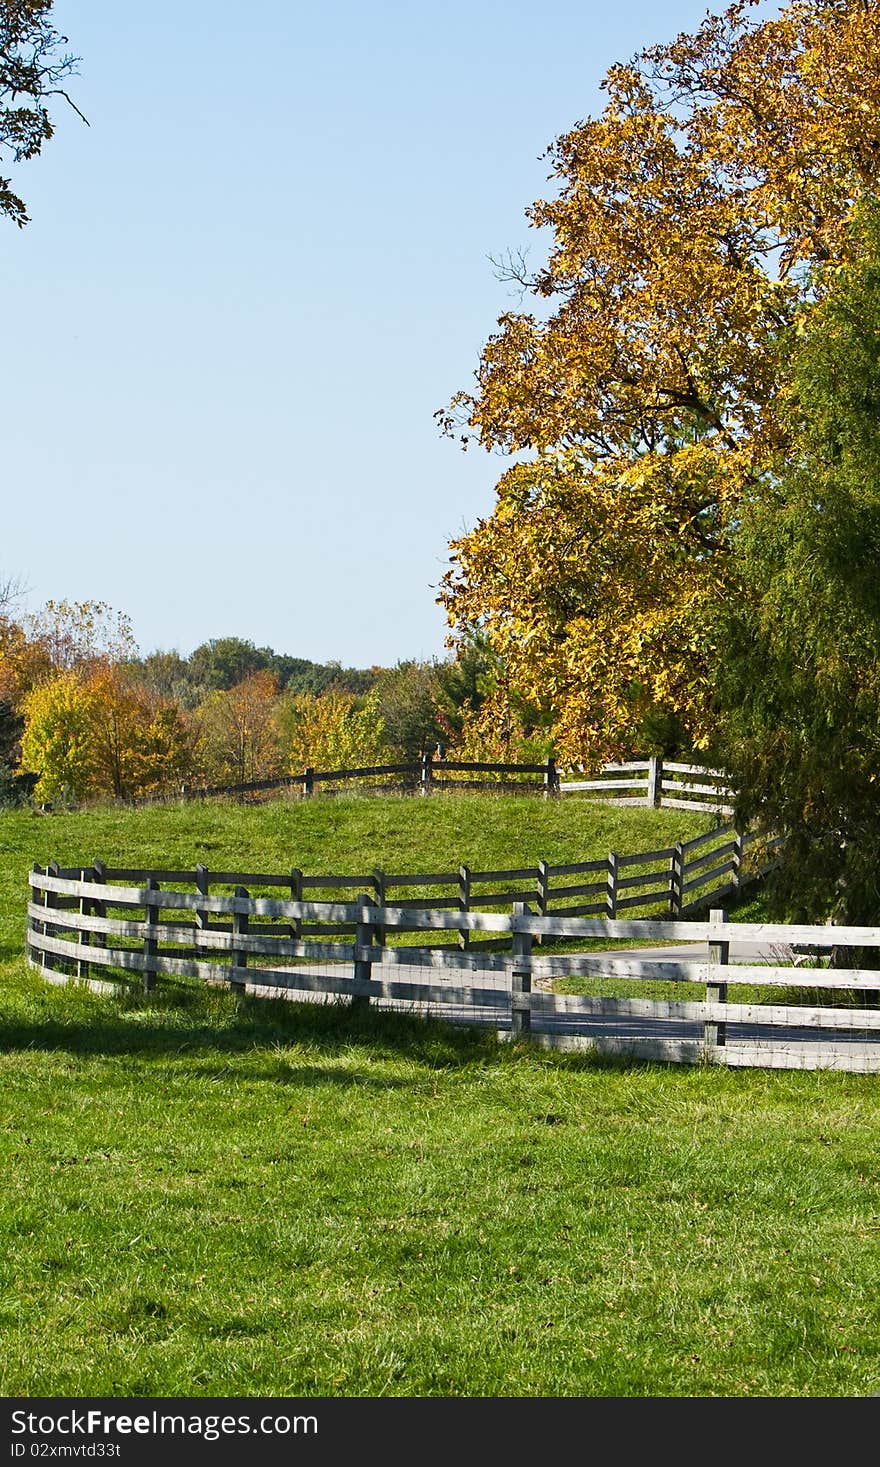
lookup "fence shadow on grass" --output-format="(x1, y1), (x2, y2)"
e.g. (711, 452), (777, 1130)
(0, 983), (646, 1077)
(0, 986), (493, 1067)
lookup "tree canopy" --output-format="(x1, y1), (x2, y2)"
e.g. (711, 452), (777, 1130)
(709, 201), (880, 922)
(440, 0), (880, 765)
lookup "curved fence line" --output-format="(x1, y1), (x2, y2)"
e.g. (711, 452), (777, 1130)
(26, 864), (880, 1073)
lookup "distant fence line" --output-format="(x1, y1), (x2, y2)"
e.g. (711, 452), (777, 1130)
(138, 754), (736, 816)
(27, 864), (879, 1073)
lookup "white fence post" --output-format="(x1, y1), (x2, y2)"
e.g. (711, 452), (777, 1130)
(510, 901), (533, 1038)
(647, 755), (662, 807)
(706, 907), (729, 1049)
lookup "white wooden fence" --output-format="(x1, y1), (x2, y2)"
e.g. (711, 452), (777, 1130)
(27, 865), (880, 1074)
(560, 757), (734, 815)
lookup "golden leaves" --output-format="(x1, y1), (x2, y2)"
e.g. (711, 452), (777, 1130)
(442, 0), (880, 764)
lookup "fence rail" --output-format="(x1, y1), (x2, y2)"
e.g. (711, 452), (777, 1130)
(135, 754), (558, 807)
(26, 867), (880, 1073)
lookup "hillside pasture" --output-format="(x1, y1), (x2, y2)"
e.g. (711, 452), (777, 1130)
(1, 796), (878, 1397)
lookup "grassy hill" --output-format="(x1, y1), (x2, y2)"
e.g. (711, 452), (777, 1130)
(0, 795), (878, 1397)
(2, 791), (711, 890)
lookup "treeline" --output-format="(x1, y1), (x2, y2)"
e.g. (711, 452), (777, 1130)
(130, 638), (377, 708)
(0, 600), (551, 806)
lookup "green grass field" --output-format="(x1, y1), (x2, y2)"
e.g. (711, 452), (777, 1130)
(1, 795), (878, 1397)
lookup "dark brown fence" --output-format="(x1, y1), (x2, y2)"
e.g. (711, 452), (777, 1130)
(136, 755), (558, 807)
(131, 753), (738, 814)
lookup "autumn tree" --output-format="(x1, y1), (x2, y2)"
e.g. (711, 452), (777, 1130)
(135, 702), (197, 795)
(25, 599), (136, 671)
(0, 615), (53, 705)
(84, 664), (197, 799)
(277, 688), (388, 773)
(18, 662), (197, 802)
(18, 669), (96, 802)
(440, 0), (880, 767)
(0, 599), (136, 709)
(193, 671), (283, 786)
(1, 0), (84, 227)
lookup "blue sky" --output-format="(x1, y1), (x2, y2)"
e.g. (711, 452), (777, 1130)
(2, 1), (727, 667)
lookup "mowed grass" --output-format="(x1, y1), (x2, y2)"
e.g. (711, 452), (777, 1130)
(1, 795), (879, 1398)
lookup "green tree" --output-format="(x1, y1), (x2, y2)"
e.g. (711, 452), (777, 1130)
(710, 202), (880, 922)
(371, 662), (457, 762)
(187, 637), (273, 693)
(1, 1), (84, 227)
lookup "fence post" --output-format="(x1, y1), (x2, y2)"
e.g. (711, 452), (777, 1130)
(510, 901), (533, 1039)
(606, 851), (619, 920)
(543, 757), (559, 799)
(195, 863), (209, 951)
(290, 868), (303, 942)
(143, 877), (159, 994)
(27, 862), (38, 962)
(303, 767), (314, 798)
(706, 907), (729, 1050)
(458, 864), (471, 950)
(33, 856), (51, 974)
(42, 859), (60, 976)
(77, 866), (92, 980)
(536, 860), (550, 946)
(420, 750), (433, 796)
(731, 832), (743, 895)
(647, 755), (662, 807)
(231, 885), (249, 994)
(352, 893), (374, 1011)
(373, 869), (386, 947)
(92, 860), (107, 951)
(670, 843), (684, 917)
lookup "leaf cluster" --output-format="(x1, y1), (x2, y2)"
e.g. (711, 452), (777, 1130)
(0, 0), (82, 226)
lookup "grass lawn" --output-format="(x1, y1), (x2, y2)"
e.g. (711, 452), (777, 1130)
(1, 796), (878, 1397)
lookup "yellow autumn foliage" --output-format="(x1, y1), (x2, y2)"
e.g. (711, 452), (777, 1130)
(440, 0), (880, 765)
